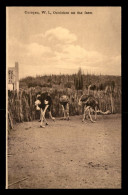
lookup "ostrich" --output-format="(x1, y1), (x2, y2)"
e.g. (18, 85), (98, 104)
(35, 92), (55, 128)
(79, 94), (111, 123)
(59, 95), (70, 120)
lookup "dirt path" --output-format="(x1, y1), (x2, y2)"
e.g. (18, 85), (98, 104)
(7, 114), (121, 189)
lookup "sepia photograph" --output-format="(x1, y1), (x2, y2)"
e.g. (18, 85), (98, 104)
(6, 6), (121, 189)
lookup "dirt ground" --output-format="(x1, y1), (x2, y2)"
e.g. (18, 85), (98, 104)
(7, 114), (121, 189)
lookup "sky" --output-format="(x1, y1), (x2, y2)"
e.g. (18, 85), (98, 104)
(6, 7), (121, 78)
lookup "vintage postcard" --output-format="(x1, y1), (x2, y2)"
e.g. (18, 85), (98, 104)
(6, 6), (121, 189)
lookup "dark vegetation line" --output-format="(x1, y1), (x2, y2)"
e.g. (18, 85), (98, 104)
(20, 71), (121, 90)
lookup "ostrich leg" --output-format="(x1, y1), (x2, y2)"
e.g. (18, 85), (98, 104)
(88, 108), (96, 123)
(94, 106), (97, 120)
(62, 105), (66, 120)
(49, 111), (55, 121)
(40, 109), (45, 128)
(66, 103), (70, 120)
(40, 105), (49, 127)
(82, 106), (86, 122)
(82, 106), (90, 122)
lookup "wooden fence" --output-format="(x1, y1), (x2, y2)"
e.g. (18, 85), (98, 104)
(8, 87), (121, 129)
